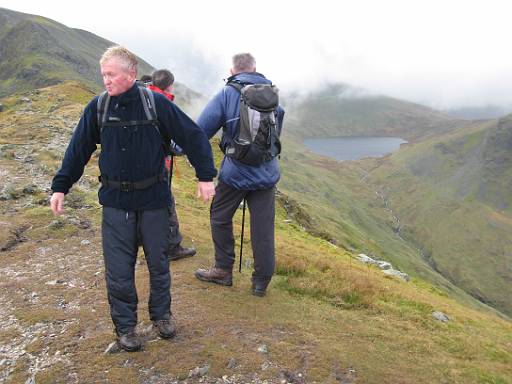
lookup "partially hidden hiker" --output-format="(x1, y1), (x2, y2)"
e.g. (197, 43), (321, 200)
(49, 46), (217, 352)
(194, 53), (285, 297)
(148, 69), (175, 102)
(147, 69), (197, 261)
(139, 74), (152, 86)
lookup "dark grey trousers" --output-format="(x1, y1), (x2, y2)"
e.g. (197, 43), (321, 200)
(168, 194), (183, 252)
(102, 206), (171, 335)
(210, 181), (275, 283)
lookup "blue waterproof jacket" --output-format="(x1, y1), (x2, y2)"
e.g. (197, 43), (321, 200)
(51, 83), (217, 210)
(197, 72), (285, 190)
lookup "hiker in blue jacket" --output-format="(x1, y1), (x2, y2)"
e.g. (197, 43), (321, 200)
(195, 53), (285, 297)
(50, 46), (217, 351)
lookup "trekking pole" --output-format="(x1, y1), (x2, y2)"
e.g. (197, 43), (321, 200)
(239, 198), (246, 273)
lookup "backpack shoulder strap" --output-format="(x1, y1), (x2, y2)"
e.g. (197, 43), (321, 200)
(226, 80), (244, 93)
(139, 86), (173, 154)
(96, 91), (110, 128)
(138, 86), (157, 121)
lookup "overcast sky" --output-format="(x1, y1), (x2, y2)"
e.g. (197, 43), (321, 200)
(1, 0), (512, 109)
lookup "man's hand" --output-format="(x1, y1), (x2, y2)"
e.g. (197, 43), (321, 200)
(196, 181), (216, 203)
(50, 192), (65, 215)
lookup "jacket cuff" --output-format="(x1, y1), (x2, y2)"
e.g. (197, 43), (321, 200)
(51, 180), (70, 195)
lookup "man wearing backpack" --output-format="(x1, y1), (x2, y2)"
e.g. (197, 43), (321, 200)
(50, 46), (217, 352)
(148, 69), (197, 261)
(194, 53), (285, 297)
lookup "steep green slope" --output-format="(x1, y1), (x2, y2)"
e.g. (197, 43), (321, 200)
(280, 113), (512, 316)
(286, 83), (468, 141)
(0, 7), (202, 108)
(278, 136), (496, 314)
(0, 81), (511, 384)
(364, 116), (512, 315)
(0, 7), (154, 96)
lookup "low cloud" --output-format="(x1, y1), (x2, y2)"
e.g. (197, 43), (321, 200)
(3, 0), (512, 110)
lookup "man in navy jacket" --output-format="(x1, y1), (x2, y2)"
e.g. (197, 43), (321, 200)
(50, 46), (217, 351)
(195, 53), (285, 296)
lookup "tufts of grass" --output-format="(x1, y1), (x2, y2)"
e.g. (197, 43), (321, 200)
(275, 254), (307, 277)
(14, 307), (68, 326)
(34, 362), (69, 384)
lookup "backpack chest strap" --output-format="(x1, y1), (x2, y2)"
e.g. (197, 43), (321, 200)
(101, 120), (159, 128)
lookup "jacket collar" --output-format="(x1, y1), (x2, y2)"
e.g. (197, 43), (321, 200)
(110, 82), (139, 105)
(226, 72), (267, 83)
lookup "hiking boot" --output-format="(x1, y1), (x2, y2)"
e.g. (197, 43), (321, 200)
(153, 319), (176, 339)
(117, 330), (142, 352)
(251, 280), (270, 297)
(195, 267), (233, 286)
(168, 245), (196, 261)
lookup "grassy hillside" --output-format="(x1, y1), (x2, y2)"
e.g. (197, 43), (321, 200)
(277, 83), (512, 317)
(278, 136), (500, 314)
(279, 111), (512, 317)
(0, 82), (510, 383)
(362, 117), (512, 315)
(286, 83), (469, 141)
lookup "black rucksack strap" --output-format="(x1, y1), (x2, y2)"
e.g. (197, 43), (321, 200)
(139, 86), (171, 154)
(227, 81), (244, 93)
(96, 86), (171, 153)
(138, 86), (157, 121)
(97, 86), (157, 128)
(97, 91), (110, 129)
(219, 81), (245, 154)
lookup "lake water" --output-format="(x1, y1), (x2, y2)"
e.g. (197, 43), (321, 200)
(303, 137), (407, 161)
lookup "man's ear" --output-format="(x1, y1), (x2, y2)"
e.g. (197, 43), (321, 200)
(129, 68), (137, 81)
(230, 68), (235, 76)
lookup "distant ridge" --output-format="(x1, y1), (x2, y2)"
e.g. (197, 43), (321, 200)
(0, 7), (154, 96)
(286, 83), (468, 141)
(444, 105), (512, 120)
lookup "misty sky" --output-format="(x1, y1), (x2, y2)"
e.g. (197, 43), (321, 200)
(1, 0), (512, 109)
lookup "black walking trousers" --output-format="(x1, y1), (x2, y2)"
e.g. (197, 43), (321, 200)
(210, 181), (276, 283)
(102, 206), (171, 335)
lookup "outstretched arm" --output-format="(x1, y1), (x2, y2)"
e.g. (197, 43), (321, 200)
(50, 99), (99, 215)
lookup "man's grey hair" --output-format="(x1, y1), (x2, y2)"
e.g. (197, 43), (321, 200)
(100, 46), (138, 72)
(152, 69), (174, 91)
(232, 53), (256, 73)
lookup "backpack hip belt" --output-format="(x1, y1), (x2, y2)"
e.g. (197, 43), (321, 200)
(98, 174), (166, 192)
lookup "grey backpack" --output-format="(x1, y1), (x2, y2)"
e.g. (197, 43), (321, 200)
(224, 81), (281, 165)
